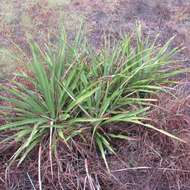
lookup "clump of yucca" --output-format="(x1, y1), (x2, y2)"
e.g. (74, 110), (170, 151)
(0, 24), (187, 171)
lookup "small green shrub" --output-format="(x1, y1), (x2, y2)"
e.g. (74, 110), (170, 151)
(0, 25), (186, 170)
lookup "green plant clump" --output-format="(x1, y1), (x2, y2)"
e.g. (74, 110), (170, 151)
(0, 25), (186, 170)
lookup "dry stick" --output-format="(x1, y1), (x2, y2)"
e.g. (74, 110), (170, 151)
(85, 159), (95, 190)
(5, 164), (10, 190)
(27, 172), (37, 190)
(0, 176), (5, 184)
(61, 59), (76, 80)
(83, 176), (88, 190)
(49, 121), (54, 179)
(38, 144), (42, 190)
(55, 147), (64, 190)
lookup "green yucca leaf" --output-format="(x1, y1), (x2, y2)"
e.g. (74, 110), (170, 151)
(69, 117), (108, 124)
(2, 85), (47, 114)
(14, 129), (32, 142)
(97, 133), (115, 154)
(0, 105), (31, 113)
(30, 43), (55, 118)
(17, 137), (40, 166)
(11, 128), (45, 166)
(96, 134), (110, 172)
(66, 86), (99, 113)
(108, 133), (137, 141)
(0, 118), (45, 131)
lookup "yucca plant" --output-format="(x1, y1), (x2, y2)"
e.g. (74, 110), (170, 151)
(0, 24), (187, 172)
